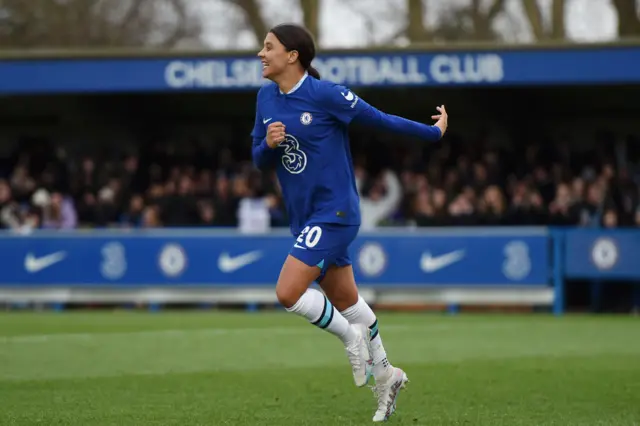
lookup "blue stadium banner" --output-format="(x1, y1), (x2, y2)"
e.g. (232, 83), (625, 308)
(1, 46), (639, 94)
(0, 228), (549, 287)
(563, 229), (640, 280)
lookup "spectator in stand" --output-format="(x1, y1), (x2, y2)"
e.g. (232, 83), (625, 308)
(577, 182), (606, 227)
(161, 175), (199, 227)
(431, 187), (449, 225)
(71, 157), (100, 200)
(357, 169), (402, 230)
(141, 205), (162, 227)
(0, 179), (19, 229)
(412, 190), (433, 225)
(10, 164), (36, 202)
(213, 173), (238, 227)
(237, 171), (271, 234)
(571, 178), (586, 205)
(602, 209), (618, 228)
(76, 192), (97, 226)
(94, 178), (122, 226)
(120, 194), (145, 228)
(0, 179), (38, 233)
(548, 183), (579, 225)
(195, 170), (214, 198)
(608, 168), (639, 226)
(41, 191), (77, 229)
(197, 201), (217, 226)
(478, 185), (507, 225)
(508, 182), (546, 225)
(448, 192), (476, 226)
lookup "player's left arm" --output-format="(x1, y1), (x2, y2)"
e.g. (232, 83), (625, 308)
(317, 83), (446, 141)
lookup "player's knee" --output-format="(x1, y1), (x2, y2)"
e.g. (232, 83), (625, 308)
(276, 255), (320, 308)
(276, 282), (301, 309)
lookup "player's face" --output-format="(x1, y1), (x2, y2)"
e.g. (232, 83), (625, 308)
(258, 33), (291, 79)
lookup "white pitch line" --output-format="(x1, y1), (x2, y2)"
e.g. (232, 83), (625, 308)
(0, 322), (529, 344)
(0, 324), (424, 344)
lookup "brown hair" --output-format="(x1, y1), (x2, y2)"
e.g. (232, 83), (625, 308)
(269, 24), (320, 79)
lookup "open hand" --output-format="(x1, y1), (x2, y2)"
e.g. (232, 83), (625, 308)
(431, 105), (448, 137)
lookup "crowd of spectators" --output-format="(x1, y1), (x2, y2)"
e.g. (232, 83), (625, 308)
(1, 133), (639, 233)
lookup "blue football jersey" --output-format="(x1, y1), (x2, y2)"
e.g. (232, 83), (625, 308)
(251, 73), (370, 235)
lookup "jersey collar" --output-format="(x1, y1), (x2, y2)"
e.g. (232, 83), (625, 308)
(279, 71), (308, 95)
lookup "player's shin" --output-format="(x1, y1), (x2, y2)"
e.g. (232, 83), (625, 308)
(287, 288), (373, 386)
(285, 288), (356, 344)
(340, 295), (393, 381)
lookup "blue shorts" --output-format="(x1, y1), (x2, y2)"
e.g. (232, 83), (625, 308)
(289, 223), (359, 282)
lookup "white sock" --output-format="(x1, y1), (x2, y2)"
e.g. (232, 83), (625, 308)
(341, 295), (393, 381)
(286, 288), (356, 345)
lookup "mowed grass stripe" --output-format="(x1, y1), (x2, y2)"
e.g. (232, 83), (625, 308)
(1, 355), (638, 426)
(1, 314), (637, 382)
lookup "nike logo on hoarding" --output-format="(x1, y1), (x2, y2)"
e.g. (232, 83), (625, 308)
(218, 251), (263, 273)
(420, 250), (465, 273)
(24, 251), (67, 273)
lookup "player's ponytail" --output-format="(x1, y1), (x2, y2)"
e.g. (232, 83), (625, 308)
(307, 65), (321, 79)
(270, 24), (319, 79)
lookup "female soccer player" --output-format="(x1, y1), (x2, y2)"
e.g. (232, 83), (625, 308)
(251, 24), (448, 422)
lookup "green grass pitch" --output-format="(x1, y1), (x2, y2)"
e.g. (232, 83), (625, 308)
(0, 312), (638, 425)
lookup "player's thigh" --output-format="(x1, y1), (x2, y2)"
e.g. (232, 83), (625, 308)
(275, 255), (321, 308)
(277, 225), (330, 308)
(284, 223), (358, 308)
(318, 264), (359, 312)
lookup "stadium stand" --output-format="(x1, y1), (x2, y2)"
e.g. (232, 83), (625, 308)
(2, 133), (638, 232)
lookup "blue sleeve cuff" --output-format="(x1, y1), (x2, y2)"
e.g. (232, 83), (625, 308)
(434, 125), (442, 140)
(252, 138), (277, 169)
(259, 138), (271, 151)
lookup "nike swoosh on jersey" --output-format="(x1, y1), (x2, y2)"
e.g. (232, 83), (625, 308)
(263, 117), (273, 124)
(420, 250), (465, 273)
(24, 251), (67, 273)
(218, 251), (263, 273)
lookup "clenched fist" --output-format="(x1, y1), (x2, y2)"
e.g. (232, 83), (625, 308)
(266, 121), (286, 148)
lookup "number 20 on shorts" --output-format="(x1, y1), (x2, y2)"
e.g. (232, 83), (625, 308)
(296, 226), (322, 249)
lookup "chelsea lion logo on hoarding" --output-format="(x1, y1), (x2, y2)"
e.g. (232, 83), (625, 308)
(591, 238), (618, 270)
(357, 242), (387, 277)
(159, 243), (187, 277)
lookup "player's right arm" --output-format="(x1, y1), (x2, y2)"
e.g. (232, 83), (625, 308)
(251, 93), (281, 169)
(252, 124), (287, 169)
